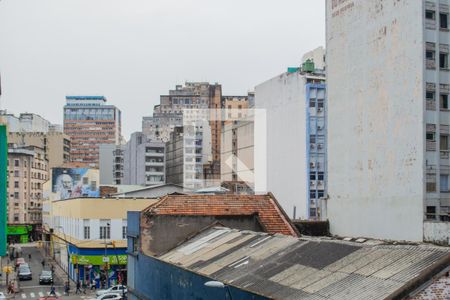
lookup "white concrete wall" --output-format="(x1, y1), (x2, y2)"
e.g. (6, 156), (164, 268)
(423, 221), (450, 245)
(255, 73), (308, 218)
(326, 0), (424, 241)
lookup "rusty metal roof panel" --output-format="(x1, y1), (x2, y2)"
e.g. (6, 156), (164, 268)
(158, 227), (450, 300)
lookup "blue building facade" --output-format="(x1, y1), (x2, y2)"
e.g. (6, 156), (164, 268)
(66, 243), (127, 288)
(306, 83), (327, 219)
(126, 211), (269, 300)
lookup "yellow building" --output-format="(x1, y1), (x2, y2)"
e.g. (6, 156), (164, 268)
(42, 197), (156, 287)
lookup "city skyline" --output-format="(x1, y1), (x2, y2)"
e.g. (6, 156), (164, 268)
(0, 0), (325, 138)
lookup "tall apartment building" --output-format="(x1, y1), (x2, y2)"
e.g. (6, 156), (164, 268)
(166, 126), (210, 189)
(8, 132), (70, 169)
(255, 67), (326, 219)
(220, 95), (254, 191)
(99, 144), (125, 185)
(123, 132), (165, 186)
(326, 0), (450, 243)
(7, 145), (48, 241)
(63, 96), (121, 168)
(142, 82), (222, 182)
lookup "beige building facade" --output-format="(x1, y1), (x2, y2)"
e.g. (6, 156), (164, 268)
(8, 131), (70, 169)
(7, 146), (48, 229)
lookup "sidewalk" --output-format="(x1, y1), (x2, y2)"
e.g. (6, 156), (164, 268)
(42, 253), (77, 287)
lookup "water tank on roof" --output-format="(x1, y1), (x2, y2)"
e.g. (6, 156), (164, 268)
(302, 59), (315, 73)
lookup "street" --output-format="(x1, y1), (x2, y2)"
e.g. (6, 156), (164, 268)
(7, 244), (98, 300)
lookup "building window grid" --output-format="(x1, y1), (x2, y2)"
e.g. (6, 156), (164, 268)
(100, 225), (110, 239)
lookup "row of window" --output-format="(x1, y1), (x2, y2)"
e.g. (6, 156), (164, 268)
(425, 47), (449, 69)
(425, 9), (449, 29)
(426, 173), (449, 192)
(83, 225), (127, 240)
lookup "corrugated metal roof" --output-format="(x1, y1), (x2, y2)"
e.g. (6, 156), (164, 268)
(160, 227), (450, 300)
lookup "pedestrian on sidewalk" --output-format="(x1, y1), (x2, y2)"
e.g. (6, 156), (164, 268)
(76, 280), (81, 294)
(50, 284), (56, 296)
(64, 281), (70, 295)
(41, 258), (45, 268)
(90, 279), (96, 290)
(7, 280), (14, 294)
(28, 253), (31, 261)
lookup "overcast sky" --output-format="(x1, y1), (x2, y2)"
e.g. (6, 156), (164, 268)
(0, 0), (325, 137)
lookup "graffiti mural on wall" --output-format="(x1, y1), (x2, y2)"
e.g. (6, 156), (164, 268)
(52, 168), (99, 199)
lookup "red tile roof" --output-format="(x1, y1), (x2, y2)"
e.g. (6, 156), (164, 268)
(143, 193), (299, 237)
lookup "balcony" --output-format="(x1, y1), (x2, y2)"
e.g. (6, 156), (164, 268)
(441, 150), (449, 159)
(427, 100), (436, 110)
(426, 19), (436, 30)
(427, 59), (436, 69)
(427, 140), (437, 151)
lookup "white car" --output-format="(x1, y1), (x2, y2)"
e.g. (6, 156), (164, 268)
(0, 292), (6, 300)
(96, 285), (127, 297)
(89, 293), (122, 300)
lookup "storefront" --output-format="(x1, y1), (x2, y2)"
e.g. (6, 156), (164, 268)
(7, 225), (32, 244)
(68, 245), (127, 288)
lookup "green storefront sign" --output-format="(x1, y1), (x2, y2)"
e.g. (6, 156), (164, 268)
(71, 254), (127, 265)
(7, 225), (31, 243)
(7, 225), (31, 235)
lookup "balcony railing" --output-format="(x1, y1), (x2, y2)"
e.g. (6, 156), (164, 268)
(427, 140), (437, 151)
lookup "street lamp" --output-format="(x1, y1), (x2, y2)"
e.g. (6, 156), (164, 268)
(55, 226), (70, 288)
(204, 281), (233, 300)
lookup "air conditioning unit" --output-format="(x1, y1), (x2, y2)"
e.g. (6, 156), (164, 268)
(318, 144), (323, 149)
(317, 125), (323, 130)
(318, 107), (323, 112)
(318, 181), (323, 185)
(310, 162), (316, 169)
(310, 181), (315, 187)
(310, 144), (315, 149)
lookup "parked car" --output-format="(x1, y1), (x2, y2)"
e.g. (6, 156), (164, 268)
(89, 293), (123, 300)
(15, 257), (25, 267)
(18, 265), (32, 280)
(96, 285), (127, 297)
(39, 270), (53, 284)
(0, 292), (6, 300)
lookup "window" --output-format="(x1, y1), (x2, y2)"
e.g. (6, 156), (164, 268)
(122, 226), (127, 239)
(84, 226), (90, 239)
(309, 99), (316, 108)
(310, 173), (316, 180)
(441, 135), (449, 151)
(309, 208), (317, 217)
(426, 10), (436, 20)
(318, 190), (325, 198)
(427, 173), (437, 192)
(14, 181), (19, 188)
(99, 220), (111, 239)
(426, 50), (435, 60)
(14, 192), (19, 199)
(440, 13), (448, 29)
(427, 132), (435, 141)
(14, 170), (19, 177)
(426, 206), (436, 220)
(440, 94), (448, 109)
(318, 172), (325, 181)
(14, 160), (19, 167)
(440, 175), (449, 192)
(440, 52), (448, 69)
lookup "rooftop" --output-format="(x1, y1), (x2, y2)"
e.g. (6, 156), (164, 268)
(142, 193), (298, 237)
(65, 96), (106, 101)
(160, 227), (450, 300)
